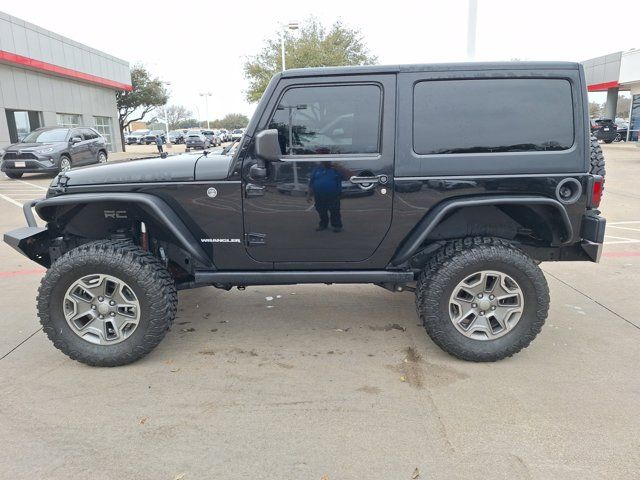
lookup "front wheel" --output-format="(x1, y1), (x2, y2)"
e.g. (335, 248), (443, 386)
(38, 240), (177, 366)
(416, 237), (549, 362)
(97, 151), (107, 164)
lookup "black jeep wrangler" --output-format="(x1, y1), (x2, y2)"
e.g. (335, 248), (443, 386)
(4, 62), (606, 367)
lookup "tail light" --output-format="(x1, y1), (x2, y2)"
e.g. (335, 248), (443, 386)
(589, 176), (604, 208)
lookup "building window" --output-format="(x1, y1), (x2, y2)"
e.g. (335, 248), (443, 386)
(94, 116), (114, 151)
(57, 113), (81, 128)
(413, 79), (574, 155)
(629, 95), (640, 142)
(5, 110), (43, 143)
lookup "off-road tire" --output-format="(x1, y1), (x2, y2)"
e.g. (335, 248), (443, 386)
(416, 237), (549, 362)
(37, 240), (177, 367)
(5, 171), (23, 179)
(589, 135), (606, 178)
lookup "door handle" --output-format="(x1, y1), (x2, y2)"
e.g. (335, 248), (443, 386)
(245, 183), (266, 197)
(349, 174), (389, 190)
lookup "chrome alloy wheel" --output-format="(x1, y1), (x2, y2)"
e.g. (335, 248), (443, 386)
(60, 157), (71, 172)
(98, 152), (107, 163)
(448, 270), (524, 340)
(63, 274), (141, 345)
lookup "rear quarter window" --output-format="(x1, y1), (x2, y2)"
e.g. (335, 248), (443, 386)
(413, 78), (574, 155)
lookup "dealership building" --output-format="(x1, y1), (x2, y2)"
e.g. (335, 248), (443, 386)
(0, 11), (131, 152)
(582, 49), (640, 141)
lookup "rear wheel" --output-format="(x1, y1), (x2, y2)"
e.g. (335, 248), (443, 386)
(5, 171), (23, 179)
(38, 240), (177, 367)
(416, 237), (549, 362)
(97, 151), (107, 164)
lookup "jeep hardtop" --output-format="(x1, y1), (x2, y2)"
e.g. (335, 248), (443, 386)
(4, 62), (606, 366)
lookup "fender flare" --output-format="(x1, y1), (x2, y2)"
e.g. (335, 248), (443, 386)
(390, 195), (573, 266)
(33, 193), (212, 267)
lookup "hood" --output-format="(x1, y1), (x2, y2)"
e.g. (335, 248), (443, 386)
(57, 152), (233, 187)
(6, 142), (61, 151)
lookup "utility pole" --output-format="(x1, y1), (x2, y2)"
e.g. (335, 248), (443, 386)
(199, 92), (212, 129)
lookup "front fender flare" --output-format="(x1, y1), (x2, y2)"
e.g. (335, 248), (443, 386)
(34, 193), (212, 267)
(390, 195), (573, 266)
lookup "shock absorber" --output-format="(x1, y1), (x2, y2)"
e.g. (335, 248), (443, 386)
(140, 222), (149, 251)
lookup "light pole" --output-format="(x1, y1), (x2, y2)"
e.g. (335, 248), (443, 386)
(280, 21), (299, 71)
(467, 0), (478, 60)
(199, 92), (212, 129)
(163, 81), (172, 147)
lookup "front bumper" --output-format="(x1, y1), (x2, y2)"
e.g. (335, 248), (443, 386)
(2, 156), (58, 173)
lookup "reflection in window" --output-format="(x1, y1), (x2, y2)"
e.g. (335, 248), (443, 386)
(268, 84), (382, 155)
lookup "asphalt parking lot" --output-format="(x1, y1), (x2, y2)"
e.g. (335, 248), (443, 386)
(0, 144), (639, 479)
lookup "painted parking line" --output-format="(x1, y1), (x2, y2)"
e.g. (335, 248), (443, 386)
(15, 179), (47, 191)
(0, 193), (24, 208)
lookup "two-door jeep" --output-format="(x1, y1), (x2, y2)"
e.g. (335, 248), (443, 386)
(5, 62), (606, 366)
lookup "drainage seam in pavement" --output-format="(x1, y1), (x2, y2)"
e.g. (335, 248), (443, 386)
(543, 270), (640, 332)
(0, 327), (43, 361)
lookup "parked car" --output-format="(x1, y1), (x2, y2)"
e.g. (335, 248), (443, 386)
(185, 132), (211, 150)
(219, 129), (231, 142)
(590, 118), (617, 143)
(1, 126), (108, 178)
(231, 128), (243, 140)
(614, 118), (629, 142)
(201, 130), (220, 147)
(143, 130), (166, 145)
(5, 61), (606, 366)
(168, 131), (185, 144)
(126, 131), (146, 145)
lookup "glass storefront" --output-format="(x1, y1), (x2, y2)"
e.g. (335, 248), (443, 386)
(5, 110), (44, 143)
(629, 95), (640, 142)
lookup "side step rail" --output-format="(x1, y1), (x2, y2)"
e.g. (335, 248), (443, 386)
(192, 270), (415, 287)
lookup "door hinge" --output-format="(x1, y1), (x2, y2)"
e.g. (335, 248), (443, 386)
(246, 232), (267, 246)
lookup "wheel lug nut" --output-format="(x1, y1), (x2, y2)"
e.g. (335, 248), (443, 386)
(91, 305), (96, 310)
(491, 306), (496, 310)
(472, 303), (477, 308)
(99, 314), (104, 319)
(477, 293), (483, 299)
(479, 311), (485, 316)
(98, 296), (103, 302)
(489, 295), (494, 300)
(109, 300), (115, 306)
(110, 312), (115, 317)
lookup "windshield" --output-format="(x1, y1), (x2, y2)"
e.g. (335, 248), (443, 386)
(22, 128), (69, 143)
(233, 129), (242, 134)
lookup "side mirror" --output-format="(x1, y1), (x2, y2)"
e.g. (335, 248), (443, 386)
(254, 129), (281, 162)
(250, 162), (267, 179)
(70, 136), (82, 144)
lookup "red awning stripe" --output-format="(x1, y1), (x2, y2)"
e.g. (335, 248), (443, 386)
(587, 80), (619, 92)
(0, 50), (132, 91)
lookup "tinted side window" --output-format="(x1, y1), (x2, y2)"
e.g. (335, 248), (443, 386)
(268, 84), (382, 155)
(70, 129), (84, 140)
(82, 128), (98, 140)
(413, 79), (574, 155)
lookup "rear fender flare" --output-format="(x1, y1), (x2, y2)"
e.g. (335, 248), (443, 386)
(390, 195), (573, 266)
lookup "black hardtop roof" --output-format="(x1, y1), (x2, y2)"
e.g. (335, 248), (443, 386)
(280, 61), (580, 78)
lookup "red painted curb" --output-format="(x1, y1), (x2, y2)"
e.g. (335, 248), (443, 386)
(0, 268), (46, 278)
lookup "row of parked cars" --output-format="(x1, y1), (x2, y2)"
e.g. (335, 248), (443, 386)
(125, 128), (244, 147)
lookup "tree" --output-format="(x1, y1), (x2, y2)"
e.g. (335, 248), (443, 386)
(155, 105), (193, 129)
(116, 65), (168, 148)
(176, 118), (200, 129)
(243, 18), (377, 102)
(589, 101), (603, 118)
(617, 95), (631, 119)
(219, 113), (249, 129)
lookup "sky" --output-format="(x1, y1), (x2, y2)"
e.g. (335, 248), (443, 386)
(3, 0), (635, 120)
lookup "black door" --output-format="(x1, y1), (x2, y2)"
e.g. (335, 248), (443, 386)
(242, 75), (396, 264)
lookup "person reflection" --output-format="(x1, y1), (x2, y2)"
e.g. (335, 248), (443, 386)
(306, 161), (349, 233)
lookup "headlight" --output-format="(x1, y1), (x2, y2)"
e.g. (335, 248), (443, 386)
(36, 147), (54, 154)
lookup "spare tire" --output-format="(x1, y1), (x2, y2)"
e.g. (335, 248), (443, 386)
(589, 135), (606, 178)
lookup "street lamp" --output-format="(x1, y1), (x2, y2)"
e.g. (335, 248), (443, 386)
(163, 81), (172, 147)
(280, 21), (299, 71)
(467, 0), (478, 60)
(199, 92), (212, 129)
